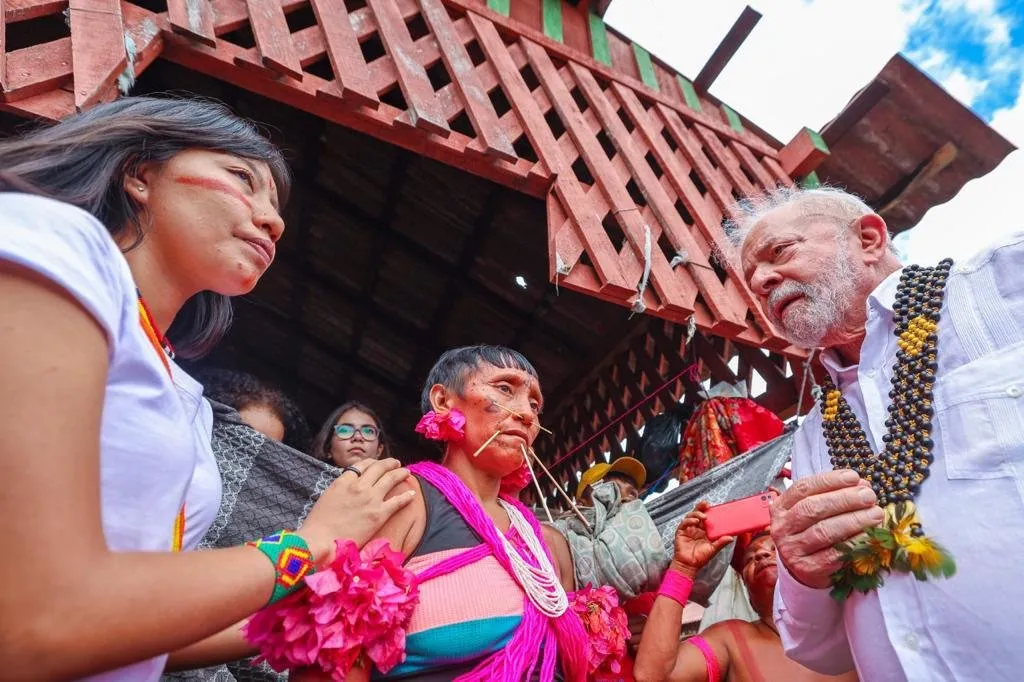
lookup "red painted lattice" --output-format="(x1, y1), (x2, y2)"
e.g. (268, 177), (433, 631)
(1, 0), (802, 347)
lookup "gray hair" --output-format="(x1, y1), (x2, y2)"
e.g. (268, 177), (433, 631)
(420, 345), (538, 414)
(722, 185), (880, 260)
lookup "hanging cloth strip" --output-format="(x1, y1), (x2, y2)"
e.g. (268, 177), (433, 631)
(677, 398), (784, 483)
(137, 293), (187, 552)
(408, 462), (589, 682)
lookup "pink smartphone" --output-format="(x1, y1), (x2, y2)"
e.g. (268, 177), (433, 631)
(703, 490), (778, 541)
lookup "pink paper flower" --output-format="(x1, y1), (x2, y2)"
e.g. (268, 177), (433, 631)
(500, 462), (533, 494)
(414, 408), (466, 442)
(570, 584), (630, 676)
(244, 538), (420, 680)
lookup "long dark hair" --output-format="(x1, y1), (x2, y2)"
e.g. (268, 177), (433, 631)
(0, 96), (291, 358)
(310, 401), (388, 463)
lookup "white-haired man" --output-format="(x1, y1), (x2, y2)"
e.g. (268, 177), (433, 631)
(731, 186), (1024, 681)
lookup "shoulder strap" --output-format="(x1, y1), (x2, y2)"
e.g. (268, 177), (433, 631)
(724, 621), (766, 682)
(688, 636), (721, 682)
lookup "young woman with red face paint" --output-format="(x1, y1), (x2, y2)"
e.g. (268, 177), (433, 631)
(0, 97), (415, 680)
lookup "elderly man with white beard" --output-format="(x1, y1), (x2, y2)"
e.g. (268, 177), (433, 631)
(728, 186), (1024, 682)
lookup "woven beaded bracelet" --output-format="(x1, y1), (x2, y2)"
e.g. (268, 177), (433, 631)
(246, 530), (316, 605)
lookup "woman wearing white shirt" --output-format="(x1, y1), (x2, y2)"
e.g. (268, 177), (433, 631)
(0, 97), (415, 680)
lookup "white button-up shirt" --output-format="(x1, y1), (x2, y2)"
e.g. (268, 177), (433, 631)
(773, 230), (1024, 682)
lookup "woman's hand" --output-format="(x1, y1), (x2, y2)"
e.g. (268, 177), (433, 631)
(298, 458), (416, 566)
(670, 501), (734, 579)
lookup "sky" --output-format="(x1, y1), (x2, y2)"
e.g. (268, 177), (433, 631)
(605, 0), (1024, 265)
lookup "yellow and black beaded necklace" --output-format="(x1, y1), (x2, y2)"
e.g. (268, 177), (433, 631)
(817, 259), (956, 602)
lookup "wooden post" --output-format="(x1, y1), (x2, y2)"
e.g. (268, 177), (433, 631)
(778, 126), (831, 179)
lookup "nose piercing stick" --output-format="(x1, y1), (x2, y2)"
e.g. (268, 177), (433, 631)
(491, 400), (553, 435)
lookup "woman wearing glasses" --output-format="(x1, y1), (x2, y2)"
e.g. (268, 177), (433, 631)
(311, 401), (387, 467)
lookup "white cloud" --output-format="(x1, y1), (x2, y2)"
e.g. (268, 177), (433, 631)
(940, 67), (990, 106)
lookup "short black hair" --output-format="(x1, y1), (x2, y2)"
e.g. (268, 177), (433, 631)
(419, 345), (538, 414)
(197, 368), (311, 452)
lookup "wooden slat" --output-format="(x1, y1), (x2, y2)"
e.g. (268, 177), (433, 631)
(2, 38), (71, 102)
(656, 103), (785, 344)
(367, 0), (449, 136)
(524, 38), (690, 315)
(761, 154), (794, 187)
(68, 0), (126, 110)
(631, 42), (658, 91)
(160, 30), (548, 197)
(0, 86), (74, 119)
(244, 0), (303, 80)
(676, 74), (701, 111)
(419, 0), (515, 160)
(3, 0), (65, 23)
(693, 5), (760, 92)
(600, 77), (749, 335)
(446, 0), (778, 157)
(695, 123), (757, 197)
(587, 11), (611, 66)
(571, 63), (737, 325)
(469, 13), (631, 294)
(309, 0), (379, 108)
(541, 0), (562, 43)
(486, 0), (509, 16)
(730, 140), (777, 190)
(167, 0), (216, 47)
(0, 0), (7, 94)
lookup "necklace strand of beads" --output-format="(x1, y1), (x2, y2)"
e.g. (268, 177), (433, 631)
(818, 259), (957, 601)
(498, 500), (568, 618)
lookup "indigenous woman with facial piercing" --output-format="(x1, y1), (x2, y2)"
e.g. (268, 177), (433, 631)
(0, 97), (415, 680)
(246, 345), (630, 681)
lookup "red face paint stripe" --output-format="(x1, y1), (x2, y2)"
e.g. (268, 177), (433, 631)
(174, 175), (253, 211)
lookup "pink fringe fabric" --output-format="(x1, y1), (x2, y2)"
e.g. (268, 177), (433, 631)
(409, 462), (589, 682)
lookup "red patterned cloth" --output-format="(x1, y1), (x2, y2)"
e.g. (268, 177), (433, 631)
(677, 398), (784, 483)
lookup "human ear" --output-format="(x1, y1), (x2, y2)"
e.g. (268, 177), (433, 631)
(854, 213), (891, 265)
(428, 384), (453, 414)
(123, 161), (159, 206)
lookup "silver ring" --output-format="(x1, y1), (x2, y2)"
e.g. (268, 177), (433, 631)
(341, 465), (362, 477)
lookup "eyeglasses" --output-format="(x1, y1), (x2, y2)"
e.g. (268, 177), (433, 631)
(333, 424), (380, 441)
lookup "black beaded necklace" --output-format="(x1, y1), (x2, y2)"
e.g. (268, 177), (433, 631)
(816, 259), (957, 601)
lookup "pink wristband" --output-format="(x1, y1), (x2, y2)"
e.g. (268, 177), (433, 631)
(657, 568), (694, 606)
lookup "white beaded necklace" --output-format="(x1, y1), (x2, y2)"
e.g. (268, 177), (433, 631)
(497, 499), (569, 618)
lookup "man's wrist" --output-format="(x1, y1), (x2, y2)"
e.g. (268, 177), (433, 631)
(668, 560), (699, 580)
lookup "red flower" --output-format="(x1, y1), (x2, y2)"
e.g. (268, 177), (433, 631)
(244, 538), (420, 680)
(570, 585), (630, 676)
(414, 409), (466, 442)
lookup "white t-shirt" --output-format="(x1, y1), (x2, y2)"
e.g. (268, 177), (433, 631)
(174, 364), (223, 551)
(0, 193), (221, 681)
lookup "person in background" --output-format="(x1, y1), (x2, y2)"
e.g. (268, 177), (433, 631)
(634, 503), (857, 682)
(197, 367), (311, 452)
(310, 400), (387, 468)
(576, 456), (648, 505)
(0, 96), (414, 680)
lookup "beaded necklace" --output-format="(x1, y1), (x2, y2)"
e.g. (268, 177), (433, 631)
(817, 259), (957, 601)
